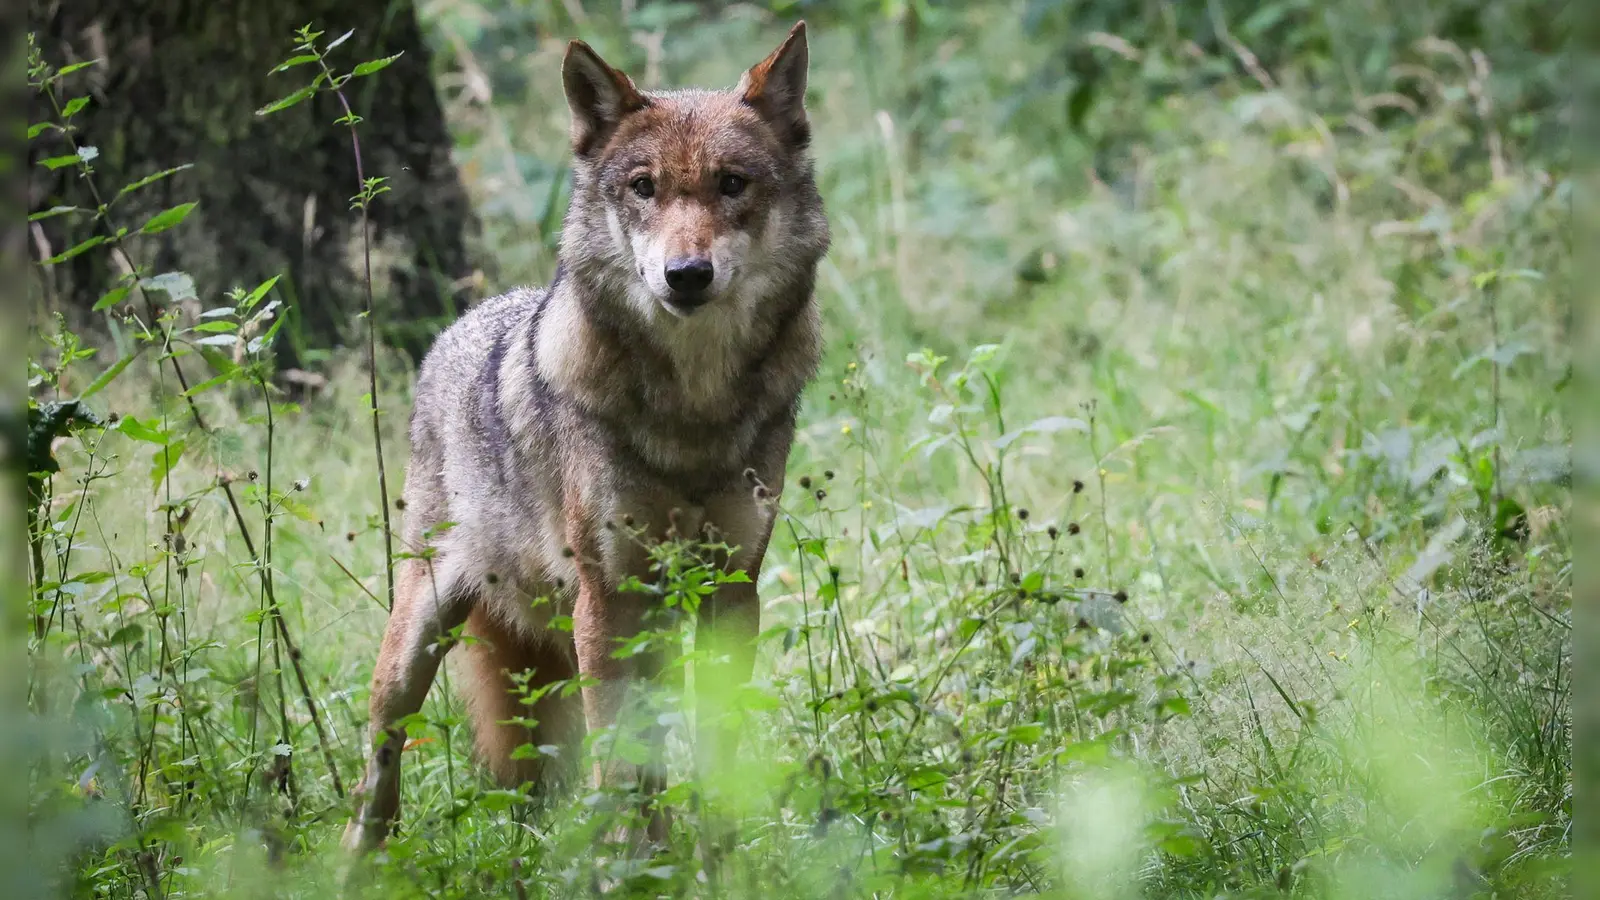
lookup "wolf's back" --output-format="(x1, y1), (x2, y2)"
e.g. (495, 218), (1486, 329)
(403, 287), (545, 545)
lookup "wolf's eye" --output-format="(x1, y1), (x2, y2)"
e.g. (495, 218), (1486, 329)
(718, 174), (747, 197)
(630, 176), (655, 199)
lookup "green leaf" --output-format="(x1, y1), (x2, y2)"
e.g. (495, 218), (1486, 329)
(140, 272), (197, 302)
(325, 29), (355, 51)
(256, 85), (316, 116)
(43, 235), (106, 265)
(58, 60), (102, 77)
(29, 205), (82, 222)
(78, 353), (137, 400)
(61, 96), (91, 118)
(38, 153), (85, 170)
(140, 202), (198, 235)
(181, 370), (237, 398)
(191, 321), (238, 334)
(351, 53), (403, 77)
(151, 440), (186, 492)
(270, 54), (321, 73)
(116, 164), (194, 201)
(907, 766), (949, 791)
(240, 274), (282, 311)
(195, 334), (238, 347)
(92, 283), (132, 312)
(116, 416), (169, 445)
(28, 122), (57, 139)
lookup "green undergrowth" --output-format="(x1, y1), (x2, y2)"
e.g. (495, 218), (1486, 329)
(20, 5), (1570, 898)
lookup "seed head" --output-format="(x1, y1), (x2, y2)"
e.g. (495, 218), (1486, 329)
(1139, 632), (1151, 643)
(824, 470), (835, 481)
(622, 514), (635, 527)
(395, 497), (407, 510)
(1073, 567), (1085, 579)
(815, 488), (827, 502)
(1072, 479), (1085, 493)
(1114, 589), (1129, 604)
(346, 531), (356, 542)
(485, 572), (500, 585)
(1016, 507), (1030, 521)
(1067, 522), (1081, 536)
(1047, 525), (1060, 540)
(799, 475), (812, 490)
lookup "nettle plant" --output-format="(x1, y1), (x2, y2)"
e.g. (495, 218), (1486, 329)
(26, 25), (402, 895)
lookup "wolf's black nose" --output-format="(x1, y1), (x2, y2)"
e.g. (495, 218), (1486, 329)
(664, 257), (714, 294)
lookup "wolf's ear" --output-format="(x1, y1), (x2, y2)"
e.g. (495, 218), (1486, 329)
(738, 21), (810, 149)
(562, 41), (647, 157)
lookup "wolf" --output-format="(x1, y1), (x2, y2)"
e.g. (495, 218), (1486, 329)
(342, 23), (828, 853)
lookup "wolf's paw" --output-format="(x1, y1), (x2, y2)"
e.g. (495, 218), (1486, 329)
(341, 813), (389, 855)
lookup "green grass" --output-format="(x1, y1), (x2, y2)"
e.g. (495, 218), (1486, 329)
(19, 6), (1570, 899)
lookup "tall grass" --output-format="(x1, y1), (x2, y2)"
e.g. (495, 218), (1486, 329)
(21, 5), (1570, 898)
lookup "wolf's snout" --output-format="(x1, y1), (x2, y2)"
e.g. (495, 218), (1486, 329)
(664, 257), (715, 296)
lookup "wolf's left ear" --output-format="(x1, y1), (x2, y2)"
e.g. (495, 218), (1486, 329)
(738, 21), (810, 149)
(563, 41), (647, 157)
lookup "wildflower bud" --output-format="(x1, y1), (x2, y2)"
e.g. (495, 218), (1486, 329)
(1067, 522), (1080, 535)
(815, 489), (827, 502)
(824, 470), (835, 480)
(395, 497), (407, 510)
(1140, 632), (1151, 643)
(1073, 567), (1085, 579)
(346, 531), (356, 542)
(293, 479), (308, 492)
(799, 475), (812, 490)
(1016, 508), (1029, 521)
(248, 470), (259, 482)
(1047, 525), (1060, 540)
(1072, 479), (1085, 493)
(1114, 590), (1128, 604)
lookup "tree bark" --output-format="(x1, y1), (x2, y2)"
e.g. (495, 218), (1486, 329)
(27, 0), (486, 367)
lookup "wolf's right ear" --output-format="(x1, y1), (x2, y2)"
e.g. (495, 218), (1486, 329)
(562, 41), (646, 158)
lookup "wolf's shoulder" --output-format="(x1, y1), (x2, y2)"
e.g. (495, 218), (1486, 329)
(416, 286), (545, 382)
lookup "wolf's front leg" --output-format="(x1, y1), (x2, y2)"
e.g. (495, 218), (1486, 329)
(343, 561), (472, 854)
(695, 487), (776, 773)
(571, 573), (674, 849)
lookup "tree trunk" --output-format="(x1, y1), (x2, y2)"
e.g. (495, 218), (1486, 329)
(27, 0), (486, 367)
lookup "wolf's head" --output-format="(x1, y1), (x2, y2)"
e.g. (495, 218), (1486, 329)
(557, 23), (828, 325)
